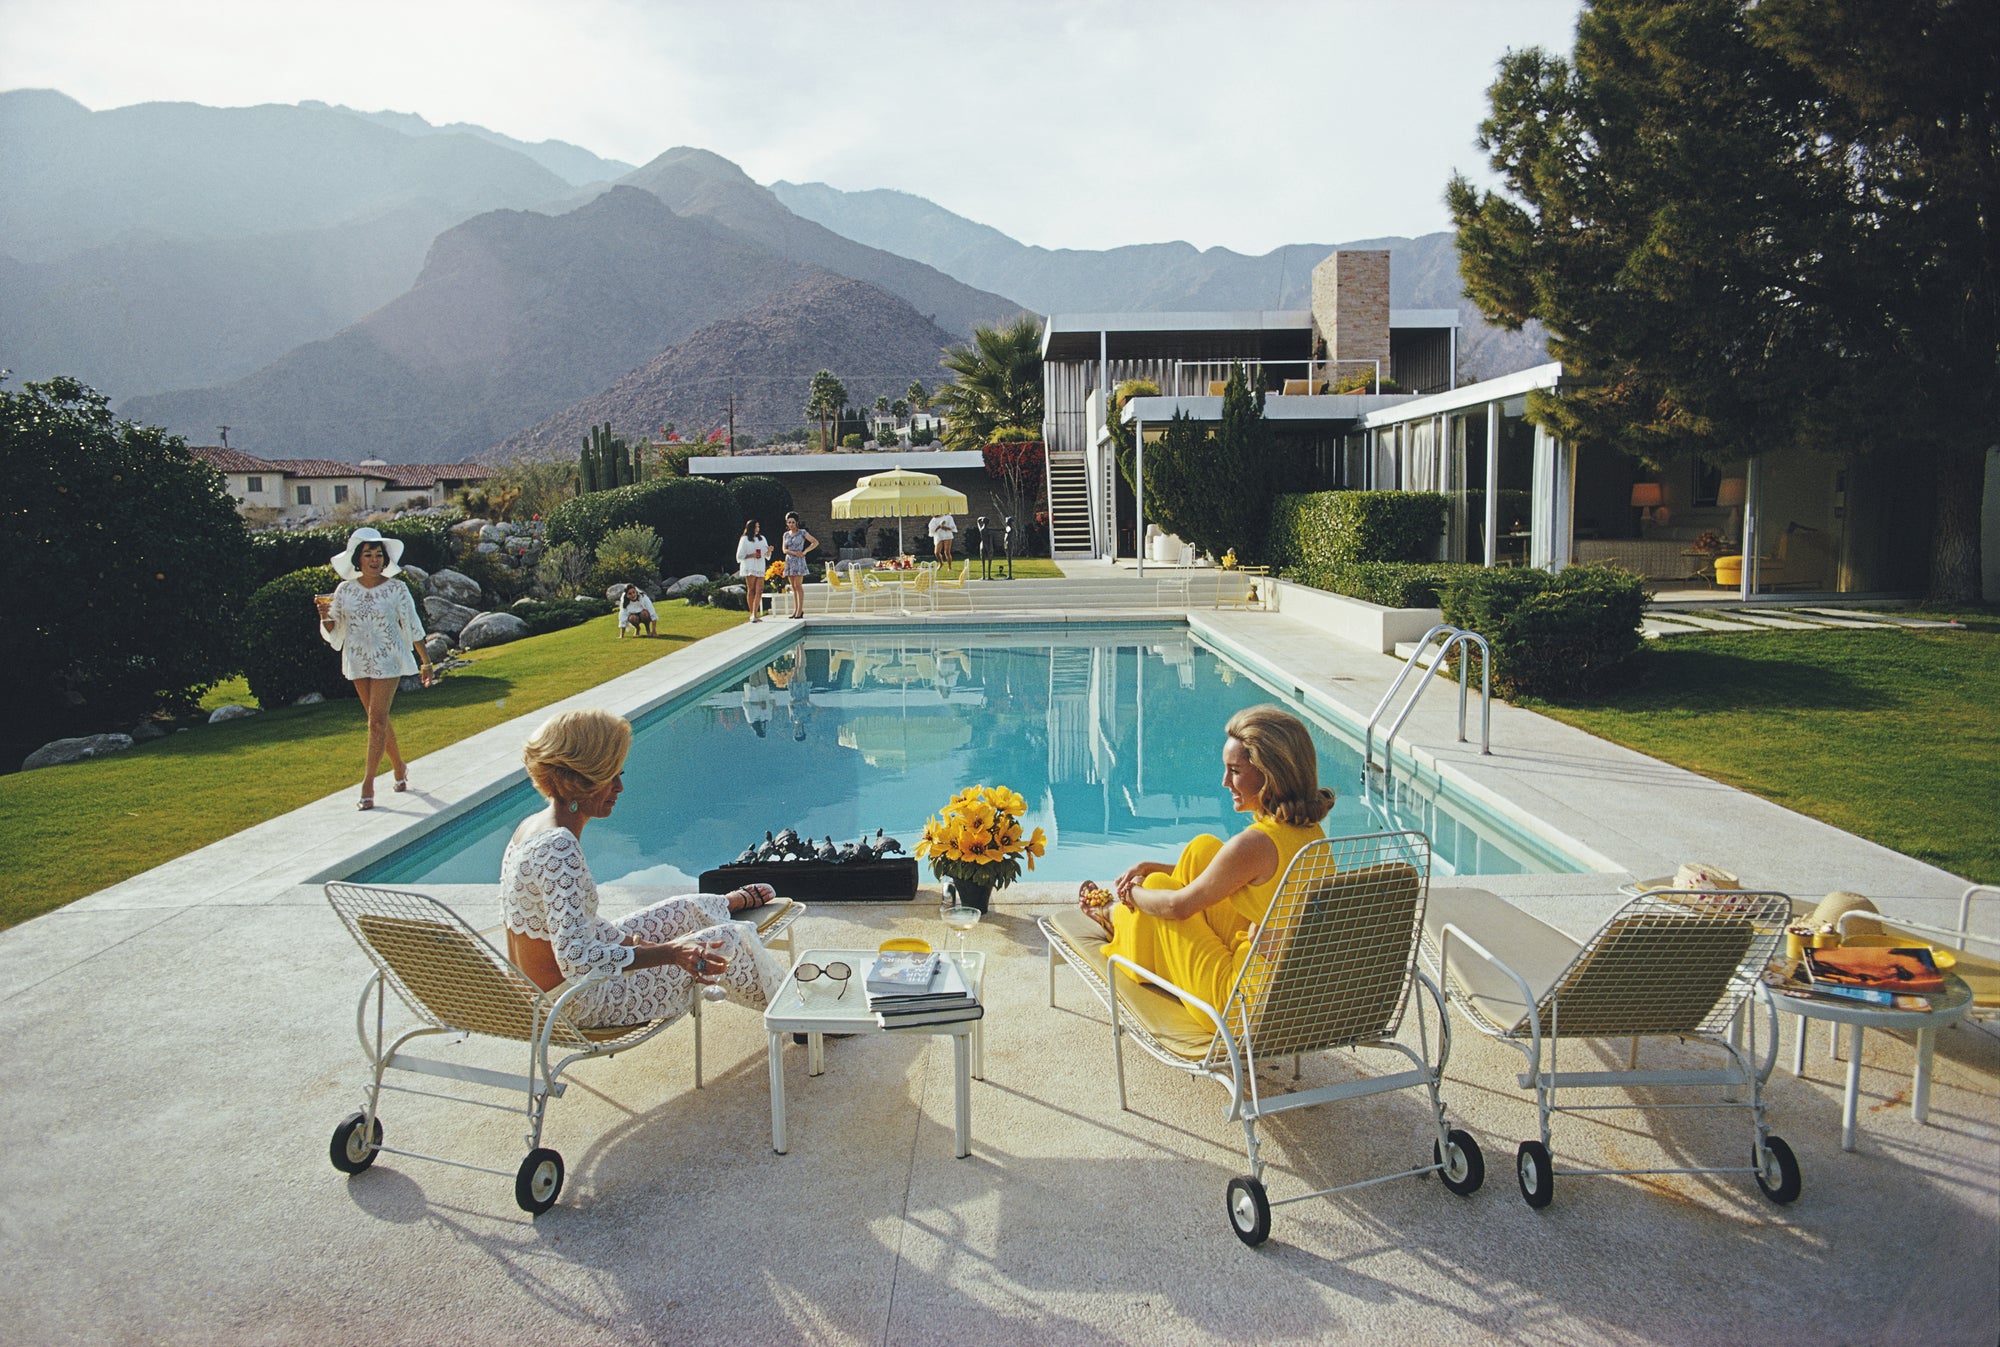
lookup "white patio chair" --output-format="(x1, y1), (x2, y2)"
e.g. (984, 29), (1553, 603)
(1039, 831), (1484, 1246)
(1421, 886), (1798, 1210)
(323, 883), (803, 1214)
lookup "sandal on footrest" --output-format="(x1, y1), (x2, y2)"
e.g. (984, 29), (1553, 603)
(1078, 881), (1116, 939)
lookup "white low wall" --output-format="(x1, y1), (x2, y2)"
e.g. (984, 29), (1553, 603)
(1269, 579), (1440, 654)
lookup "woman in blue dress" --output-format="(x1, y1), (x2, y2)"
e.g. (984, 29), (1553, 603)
(780, 512), (819, 619)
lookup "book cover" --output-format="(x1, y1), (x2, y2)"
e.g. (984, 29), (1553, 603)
(877, 1004), (986, 1030)
(866, 951), (940, 994)
(1805, 945), (1945, 994)
(866, 957), (973, 1006)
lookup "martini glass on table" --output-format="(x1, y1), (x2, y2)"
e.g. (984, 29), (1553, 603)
(940, 898), (982, 967)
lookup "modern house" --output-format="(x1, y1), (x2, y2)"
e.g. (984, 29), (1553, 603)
(1042, 247), (1991, 598)
(192, 447), (492, 523)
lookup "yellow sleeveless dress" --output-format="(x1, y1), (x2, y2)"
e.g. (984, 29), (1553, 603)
(1102, 813), (1324, 1013)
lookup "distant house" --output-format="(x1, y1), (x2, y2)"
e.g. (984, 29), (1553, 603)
(191, 447), (491, 524)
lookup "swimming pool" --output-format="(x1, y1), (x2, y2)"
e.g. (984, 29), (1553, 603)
(353, 624), (1586, 888)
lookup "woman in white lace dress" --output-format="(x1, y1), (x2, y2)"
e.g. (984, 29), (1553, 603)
(498, 709), (787, 1026)
(318, 528), (433, 810)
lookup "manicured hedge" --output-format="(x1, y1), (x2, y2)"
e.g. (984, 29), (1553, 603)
(1292, 561), (1480, 609)
(238, 566), (418, 708)
(727, 475), (793, 534)
(543, 477), (739, 575)
(248, 515), (457, 589)
(1266, 490), (1449, 580)
(1439, 563), (1648, 699)
(510, 597), (614, 637)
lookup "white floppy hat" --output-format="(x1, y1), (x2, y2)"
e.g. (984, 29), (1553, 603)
(331, 527), (405, 580)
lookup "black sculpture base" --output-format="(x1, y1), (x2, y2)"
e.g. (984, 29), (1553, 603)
(699, 858), (920, 904)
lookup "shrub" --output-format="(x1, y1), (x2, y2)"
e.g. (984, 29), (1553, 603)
(727, 475), (793, 535)
(535, 541), (593, 598)
(1291, 561), (1480, 608)
(449, 541), (529, 605)
(678, 577), (750, 610)
(841, 434), (865, 449)
(1327, 368), (1409, 394)
(1439, 564), (1648, 700)
(543, 476), (739, 574)
(1267, 490), (1449, 574)
(590, 524), (662, 591)
(239, 566), (419, 708)
(248, 513), (458, 588)
(908, 424), (935, 446)
(510, 597), (613, 637)
(2, 377), (254, 744)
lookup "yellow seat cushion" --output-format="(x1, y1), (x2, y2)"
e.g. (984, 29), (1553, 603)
(1046, 908), (1217, 1059)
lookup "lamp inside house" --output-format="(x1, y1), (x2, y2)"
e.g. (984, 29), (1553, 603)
(1717, 476), (1747, 541)
(1630, 482), (1665, 526)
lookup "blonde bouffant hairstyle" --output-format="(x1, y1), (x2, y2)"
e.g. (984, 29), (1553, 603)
(523, 709), (632, 807)
(1224, 704), (1335, 826)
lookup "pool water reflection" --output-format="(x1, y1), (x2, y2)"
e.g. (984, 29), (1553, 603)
(354, 625), (1582, 888)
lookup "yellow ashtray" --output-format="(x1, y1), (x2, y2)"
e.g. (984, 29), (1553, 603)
(1786, 927), (1841, 961)
(1837, 934), (1956, 970)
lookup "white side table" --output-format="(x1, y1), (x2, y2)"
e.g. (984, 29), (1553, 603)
(1766, 973), (1973, 1151)
(764, 948), (986, 1158)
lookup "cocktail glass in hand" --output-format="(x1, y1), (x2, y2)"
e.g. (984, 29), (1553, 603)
(695, 939), (730, 1003)
(313, 593), (335, 624)
(941, 904), (981, 967)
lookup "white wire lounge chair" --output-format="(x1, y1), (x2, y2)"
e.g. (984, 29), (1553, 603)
(1421, 886), (1797, 1210)
(1039, 831), (1484, 1247)
(323, 883), (804, 1215)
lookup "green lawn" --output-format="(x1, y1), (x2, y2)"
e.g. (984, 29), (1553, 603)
(0, 603), (741, 929)
(1520, 613), (2000, 886)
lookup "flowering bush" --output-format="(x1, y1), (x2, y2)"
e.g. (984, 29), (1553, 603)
(915, 785), (1048, 890)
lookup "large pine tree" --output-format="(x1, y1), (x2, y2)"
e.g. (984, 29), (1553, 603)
(1449, 0), (1996, 601)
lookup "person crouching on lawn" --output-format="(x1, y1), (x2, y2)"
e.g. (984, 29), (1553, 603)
(618, 585), (657, 639)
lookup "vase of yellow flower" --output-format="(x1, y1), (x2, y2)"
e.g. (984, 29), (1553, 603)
(914, 784), (1048, 912)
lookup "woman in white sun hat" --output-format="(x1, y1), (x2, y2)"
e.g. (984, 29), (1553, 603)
(319, 527), (433, 810)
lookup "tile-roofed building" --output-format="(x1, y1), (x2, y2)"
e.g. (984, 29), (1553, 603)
(189, 446), (486, 523)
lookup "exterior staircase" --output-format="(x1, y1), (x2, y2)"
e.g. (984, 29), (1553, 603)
(1045, 452), (1095, 558)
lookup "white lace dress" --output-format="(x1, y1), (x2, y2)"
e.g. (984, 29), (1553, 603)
(320, 579), (425, 680)
(497, 827), (784, 1027)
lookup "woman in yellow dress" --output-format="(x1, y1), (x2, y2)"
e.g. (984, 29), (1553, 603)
(1083, 705), (1334, 1012)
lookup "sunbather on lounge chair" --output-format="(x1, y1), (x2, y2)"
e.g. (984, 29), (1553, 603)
(500, 709), (787, 1026)
(1082, 706), (1333, 1013)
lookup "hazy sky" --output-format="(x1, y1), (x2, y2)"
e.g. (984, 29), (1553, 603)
(2, 0), (1586, 254)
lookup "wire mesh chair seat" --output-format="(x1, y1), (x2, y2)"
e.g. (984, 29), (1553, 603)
(323, 882), (804, 1215)
(1420, 886), (1800, 1210)
(1039, 831), (1485, 1246)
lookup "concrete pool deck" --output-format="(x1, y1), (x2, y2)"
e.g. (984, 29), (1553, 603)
(3, 591), (1995, 1344)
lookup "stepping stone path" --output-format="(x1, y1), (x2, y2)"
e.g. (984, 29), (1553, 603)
(1642, 605), (1960, 639)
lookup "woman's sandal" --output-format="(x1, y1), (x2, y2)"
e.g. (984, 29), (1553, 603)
(358, 794), (375, 811)
(1078, 881), (1116, 939)
(392, 769), (409, 793)
(730, 882), (777, 913)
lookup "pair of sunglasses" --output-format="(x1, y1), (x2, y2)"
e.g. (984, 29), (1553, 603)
(794, 960), (851, 1000)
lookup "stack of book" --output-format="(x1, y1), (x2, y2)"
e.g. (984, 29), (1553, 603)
(865, 950), (982, 1029)
(1775, 945), (1945, 1012)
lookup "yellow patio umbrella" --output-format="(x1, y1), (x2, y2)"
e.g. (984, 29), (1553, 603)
(837, 716), (972, 769)
(830, 467), (969, 555)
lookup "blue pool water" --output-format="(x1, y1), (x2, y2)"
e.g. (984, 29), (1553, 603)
(353, 624), (1584, 888)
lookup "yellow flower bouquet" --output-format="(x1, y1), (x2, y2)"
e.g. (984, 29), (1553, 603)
(765, 558), (788, 582)
(915, 784), (1047, 893)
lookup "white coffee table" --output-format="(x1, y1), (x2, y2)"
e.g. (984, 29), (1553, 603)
(1766, 972), (1973, 1151)
(765, 948), (986, 1158)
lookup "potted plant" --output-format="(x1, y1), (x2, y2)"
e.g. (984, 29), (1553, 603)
(914, 784), (1047, 912)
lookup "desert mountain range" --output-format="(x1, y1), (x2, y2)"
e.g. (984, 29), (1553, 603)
(1, 91), (1545, 464)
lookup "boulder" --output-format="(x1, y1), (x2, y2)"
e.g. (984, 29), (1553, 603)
(423, 633), (453, 662)
(399, 674), (427, 692)
(460, 611), (529, 650)
(130, 720), (166, 742)
(423, 596), (479, 638)
(23, 733), (134, 771)
(399, 563), (429, 589)
(604, 584), (628, 604)
(293, 691), (325, 706)
(425, 569), (483, 606)
(479, 523), (507, 543)
(450, 518), (488, 537)
(476, 542), (500, 555)
(664, 574), (709, 598)
(208, 705), (258, 723)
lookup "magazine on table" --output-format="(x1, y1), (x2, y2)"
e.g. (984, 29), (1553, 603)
(1767, 957), (1934, 1012)
(877, 1003), (985, 1030)
(1804, 945), (1945, 994)
(866, 954), (975, 1009)
(866, 950), (941, 994)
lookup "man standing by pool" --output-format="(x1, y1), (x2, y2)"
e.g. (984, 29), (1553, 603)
(929, 513), (957, 566)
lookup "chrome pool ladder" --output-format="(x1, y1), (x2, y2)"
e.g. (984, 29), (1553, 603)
(1362, 624), (1492, 784)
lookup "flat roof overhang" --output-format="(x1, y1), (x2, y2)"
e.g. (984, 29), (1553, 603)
(1121, 392), (1419, 425)
(1043, 308), (1460, 361)
(688, 450), (986, 476)
(1358, 361), (1562, 429)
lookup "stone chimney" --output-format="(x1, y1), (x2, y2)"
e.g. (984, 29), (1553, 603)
(1310, 250), (1391, 388)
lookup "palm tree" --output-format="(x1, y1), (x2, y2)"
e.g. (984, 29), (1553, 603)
(906, 381), (929, 411)
(806, 369), (848, 453)
(933, 314), (1044, 450)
